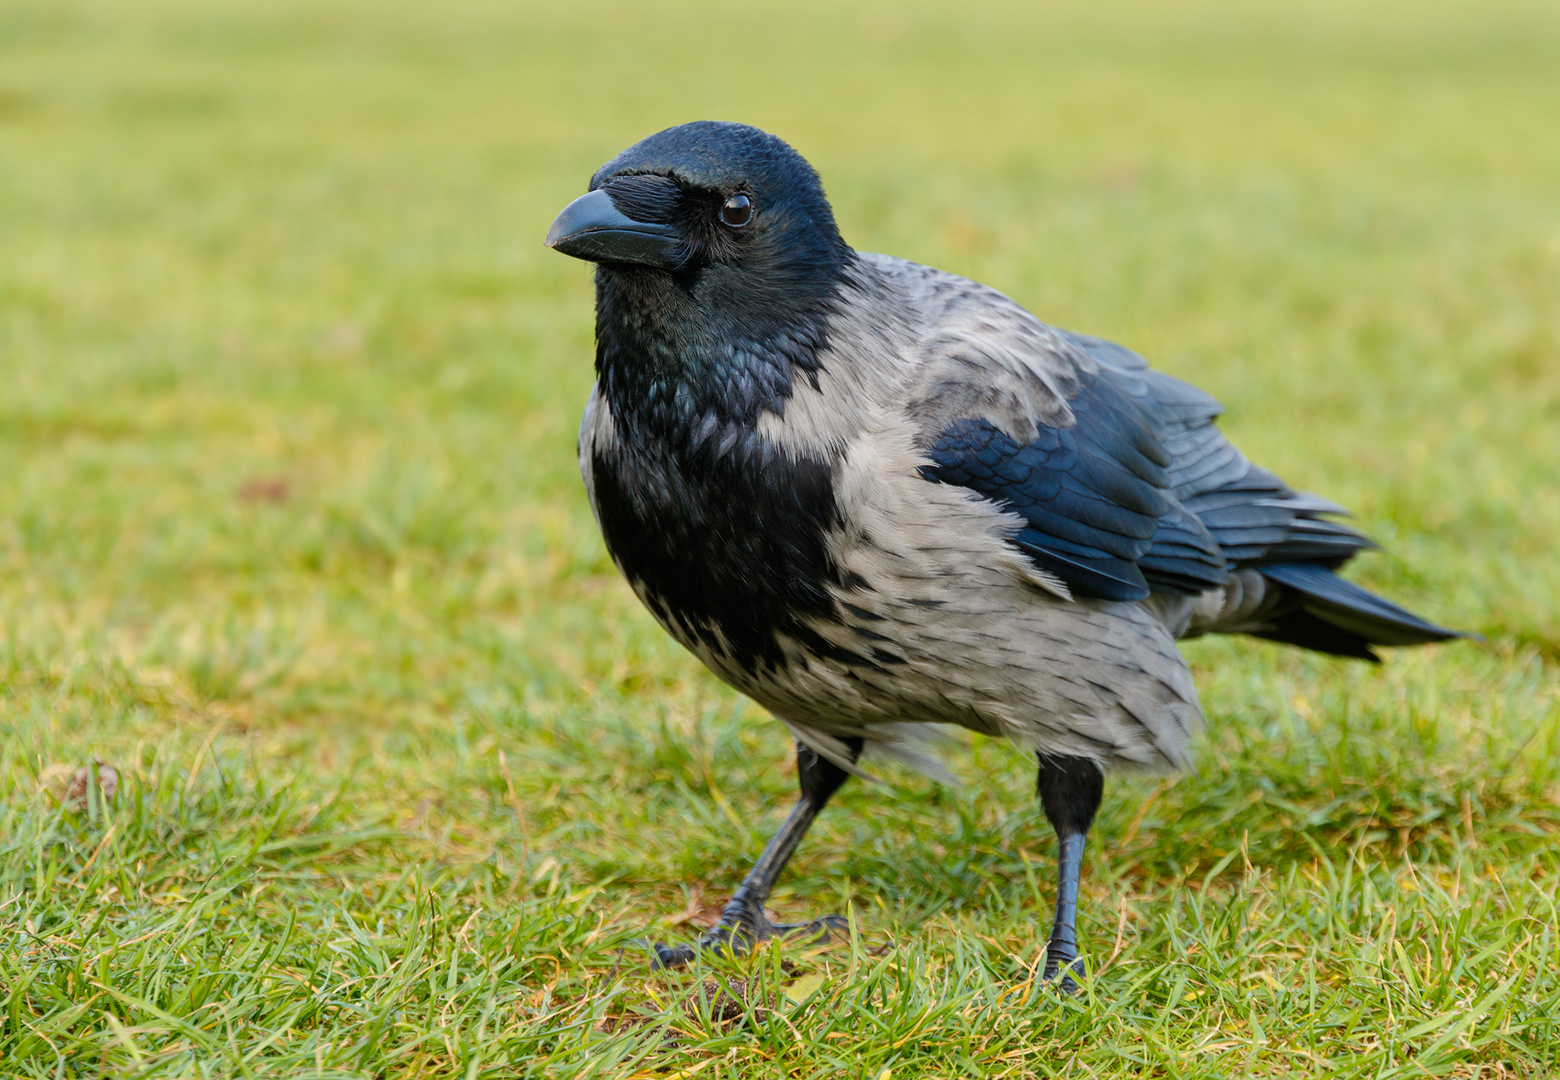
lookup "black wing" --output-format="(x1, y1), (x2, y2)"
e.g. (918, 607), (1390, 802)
(1063, 331), (1466, 658)
(919, 368), (1226, 603)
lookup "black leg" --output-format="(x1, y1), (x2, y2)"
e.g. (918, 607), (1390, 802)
(653, 738), (862, 968)
(1036, 755), (1104, 992)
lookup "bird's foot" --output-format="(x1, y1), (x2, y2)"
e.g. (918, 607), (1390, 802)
(1041, 953), (1086, 996)
(652, 898), (847, 969)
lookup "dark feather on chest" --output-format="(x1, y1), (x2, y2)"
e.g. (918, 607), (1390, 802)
(586, 257), (873, 672)
(590, 419), (854, 672)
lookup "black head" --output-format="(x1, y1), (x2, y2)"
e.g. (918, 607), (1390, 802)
(546, 123), (854, 371)
(548, 122), (849, 275)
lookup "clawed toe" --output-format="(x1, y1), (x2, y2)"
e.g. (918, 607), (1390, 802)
(1041, 958), (1086, 996)
(649, 911), (848, 969)
(771, 913), (849, 944)
(649, 927), (742, 970)
(651, 941), (698, 969)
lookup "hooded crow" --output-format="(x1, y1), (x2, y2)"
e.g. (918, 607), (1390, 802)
(545, 121), (1466, 985)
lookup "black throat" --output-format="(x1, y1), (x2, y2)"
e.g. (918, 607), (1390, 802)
(591, 248), (853, 433)
(586, 258), (870, 674)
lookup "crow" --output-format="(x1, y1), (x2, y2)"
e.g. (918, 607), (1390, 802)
(544, 121), (1465, 986)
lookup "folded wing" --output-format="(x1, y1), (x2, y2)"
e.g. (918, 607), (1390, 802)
(910, 306), (1465, 658)
(1065, 332), (1468, 656)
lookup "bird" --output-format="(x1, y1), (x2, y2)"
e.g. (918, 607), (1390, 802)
(543, 121), (1465, 986)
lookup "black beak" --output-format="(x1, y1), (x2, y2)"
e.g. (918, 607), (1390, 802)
(544, 189), (682, 268)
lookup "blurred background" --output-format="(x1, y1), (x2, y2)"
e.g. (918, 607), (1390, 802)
(2, 0), (1558, 1073)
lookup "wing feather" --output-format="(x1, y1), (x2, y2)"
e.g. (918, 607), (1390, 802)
(902, 284), (1462, 653)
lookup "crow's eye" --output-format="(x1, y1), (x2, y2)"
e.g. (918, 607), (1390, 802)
(719, 194), (754, 227)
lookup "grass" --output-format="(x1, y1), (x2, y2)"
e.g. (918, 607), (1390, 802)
(2, 0), (1559, 1074)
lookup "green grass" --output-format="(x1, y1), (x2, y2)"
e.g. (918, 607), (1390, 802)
(3, 0), (1559, 1075)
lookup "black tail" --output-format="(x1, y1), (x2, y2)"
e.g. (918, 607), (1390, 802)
(1251, 562), (1470, 662)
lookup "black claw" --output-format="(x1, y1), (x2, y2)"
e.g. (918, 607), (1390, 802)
(647, 741), (862, 972)
(651, 941), (697, 969)
(648, 923), (748, 970)
(778, 914), (849, 943)
(1041, 957), (1086, 995)
(647, 912), (847, 970)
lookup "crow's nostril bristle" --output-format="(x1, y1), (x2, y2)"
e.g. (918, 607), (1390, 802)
(600, 173), (684, 224)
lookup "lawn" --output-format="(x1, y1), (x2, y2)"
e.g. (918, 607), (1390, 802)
(2, 0), (1559, 1075)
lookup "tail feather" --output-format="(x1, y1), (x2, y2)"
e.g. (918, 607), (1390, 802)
(1245, 606), (1384, 661)
(1253, 562), (1469, 660)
